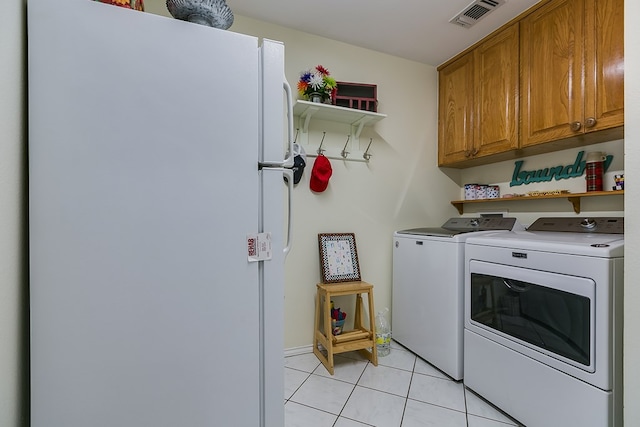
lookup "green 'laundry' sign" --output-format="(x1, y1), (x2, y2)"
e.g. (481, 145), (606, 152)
(510, 151), (614, 187)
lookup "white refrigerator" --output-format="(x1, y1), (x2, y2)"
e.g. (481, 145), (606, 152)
(27, 1), (294, 426)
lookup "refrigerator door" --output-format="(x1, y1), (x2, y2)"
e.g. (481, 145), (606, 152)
(258, 40), (289, 427)
(28, 1), (275, 425)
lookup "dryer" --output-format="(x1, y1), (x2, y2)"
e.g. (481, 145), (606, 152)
(464, 217), (624, 426)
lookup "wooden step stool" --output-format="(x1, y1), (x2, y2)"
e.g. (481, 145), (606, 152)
(313, 281), (378, 374)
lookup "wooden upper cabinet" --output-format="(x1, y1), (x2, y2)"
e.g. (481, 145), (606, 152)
(521, 0), (623, 147)
(474, 23), (520, 158)
(520, 0), (583, 146)
(438, 24), (519, 167)
(438, 52), (474, 166)
(437, 0), (623, 168)
(584, 0), (624, 131)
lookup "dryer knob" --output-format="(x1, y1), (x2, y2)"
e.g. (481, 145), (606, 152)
(580, 218), (597, 229)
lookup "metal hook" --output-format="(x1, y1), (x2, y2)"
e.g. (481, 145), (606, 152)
(363, 138), (373, 161)
(340, 135), (351, 159)
(317, 132), (326, 155)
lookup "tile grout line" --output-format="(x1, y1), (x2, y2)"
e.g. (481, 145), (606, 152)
(331, 360), (370, 427)
(286, 400), (345, 420)
(285, 368), (314, 403)
(463, 385), (470, 427)
(465, 386), (522, 426)
(398, 355), (418, 427)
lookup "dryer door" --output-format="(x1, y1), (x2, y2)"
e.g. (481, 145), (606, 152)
(467, 260), (595, 373)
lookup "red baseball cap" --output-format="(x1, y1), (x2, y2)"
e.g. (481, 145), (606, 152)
(310, 155), (332, 192)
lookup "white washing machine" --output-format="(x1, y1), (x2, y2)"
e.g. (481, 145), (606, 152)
(392, 217), (522, 380)
(464, 217), (624, 426)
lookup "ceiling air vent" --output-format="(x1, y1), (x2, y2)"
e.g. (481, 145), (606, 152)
(449, 0), (505, 28)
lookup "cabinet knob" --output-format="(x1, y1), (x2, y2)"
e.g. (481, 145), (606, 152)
(465, 150), (471, 158)
(585, 117), (597, 128)
(471, 148), (479, 156)
(570, 121), (582, 131)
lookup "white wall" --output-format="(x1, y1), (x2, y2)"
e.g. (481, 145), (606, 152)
(624, 0), (639, 424)
(0, 0), (26, 426)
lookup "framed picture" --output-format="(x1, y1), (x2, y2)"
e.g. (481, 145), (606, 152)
(318, 233), (361, 283)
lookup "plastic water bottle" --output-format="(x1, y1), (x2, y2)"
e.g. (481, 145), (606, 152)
(375, 308), (391, 357)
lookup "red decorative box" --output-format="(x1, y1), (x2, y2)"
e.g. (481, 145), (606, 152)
(332, 82), (378, 112)
(94, 0), (145, 11)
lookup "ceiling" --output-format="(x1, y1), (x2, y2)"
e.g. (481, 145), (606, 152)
(222, 0), (542, 66)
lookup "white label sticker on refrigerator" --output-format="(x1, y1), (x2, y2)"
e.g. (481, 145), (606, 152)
(247, 233), (272, 262)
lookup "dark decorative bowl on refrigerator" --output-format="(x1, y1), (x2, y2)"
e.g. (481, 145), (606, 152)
(166, 0), (234, 29)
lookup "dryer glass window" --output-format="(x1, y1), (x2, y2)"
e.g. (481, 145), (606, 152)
(470, 273), (590, 366)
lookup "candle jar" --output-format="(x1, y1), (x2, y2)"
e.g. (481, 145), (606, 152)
(585, 152), (606, 192)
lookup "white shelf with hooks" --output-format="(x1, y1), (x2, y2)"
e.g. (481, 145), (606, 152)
(306, 134), (374, 163)
(292, 101), (386, 162)
(293, 100), (386, 140)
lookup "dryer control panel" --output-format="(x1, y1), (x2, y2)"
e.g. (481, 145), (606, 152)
(527, 217), (624, 234)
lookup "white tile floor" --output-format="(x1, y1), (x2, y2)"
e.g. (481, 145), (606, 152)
(285, 341), (522, 427)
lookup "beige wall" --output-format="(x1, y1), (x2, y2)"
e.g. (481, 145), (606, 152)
(0, 0), (26, 426)
(2, 2), (637, 425)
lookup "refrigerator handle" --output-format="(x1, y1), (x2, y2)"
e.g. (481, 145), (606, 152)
(282, 168), (294, 256)
(283, 79), (295, 168)
(261, 166), (294, 255)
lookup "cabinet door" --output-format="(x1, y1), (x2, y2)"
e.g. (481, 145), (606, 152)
(474, 23), (520, 157)
(584, 0), (624, 132)
(438, 52), (474, 166)
(520, 0), (585, 147)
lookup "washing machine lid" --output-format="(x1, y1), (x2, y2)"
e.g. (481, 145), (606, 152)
(397, 227), (468, 237)
(397, 217), (520, 237)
